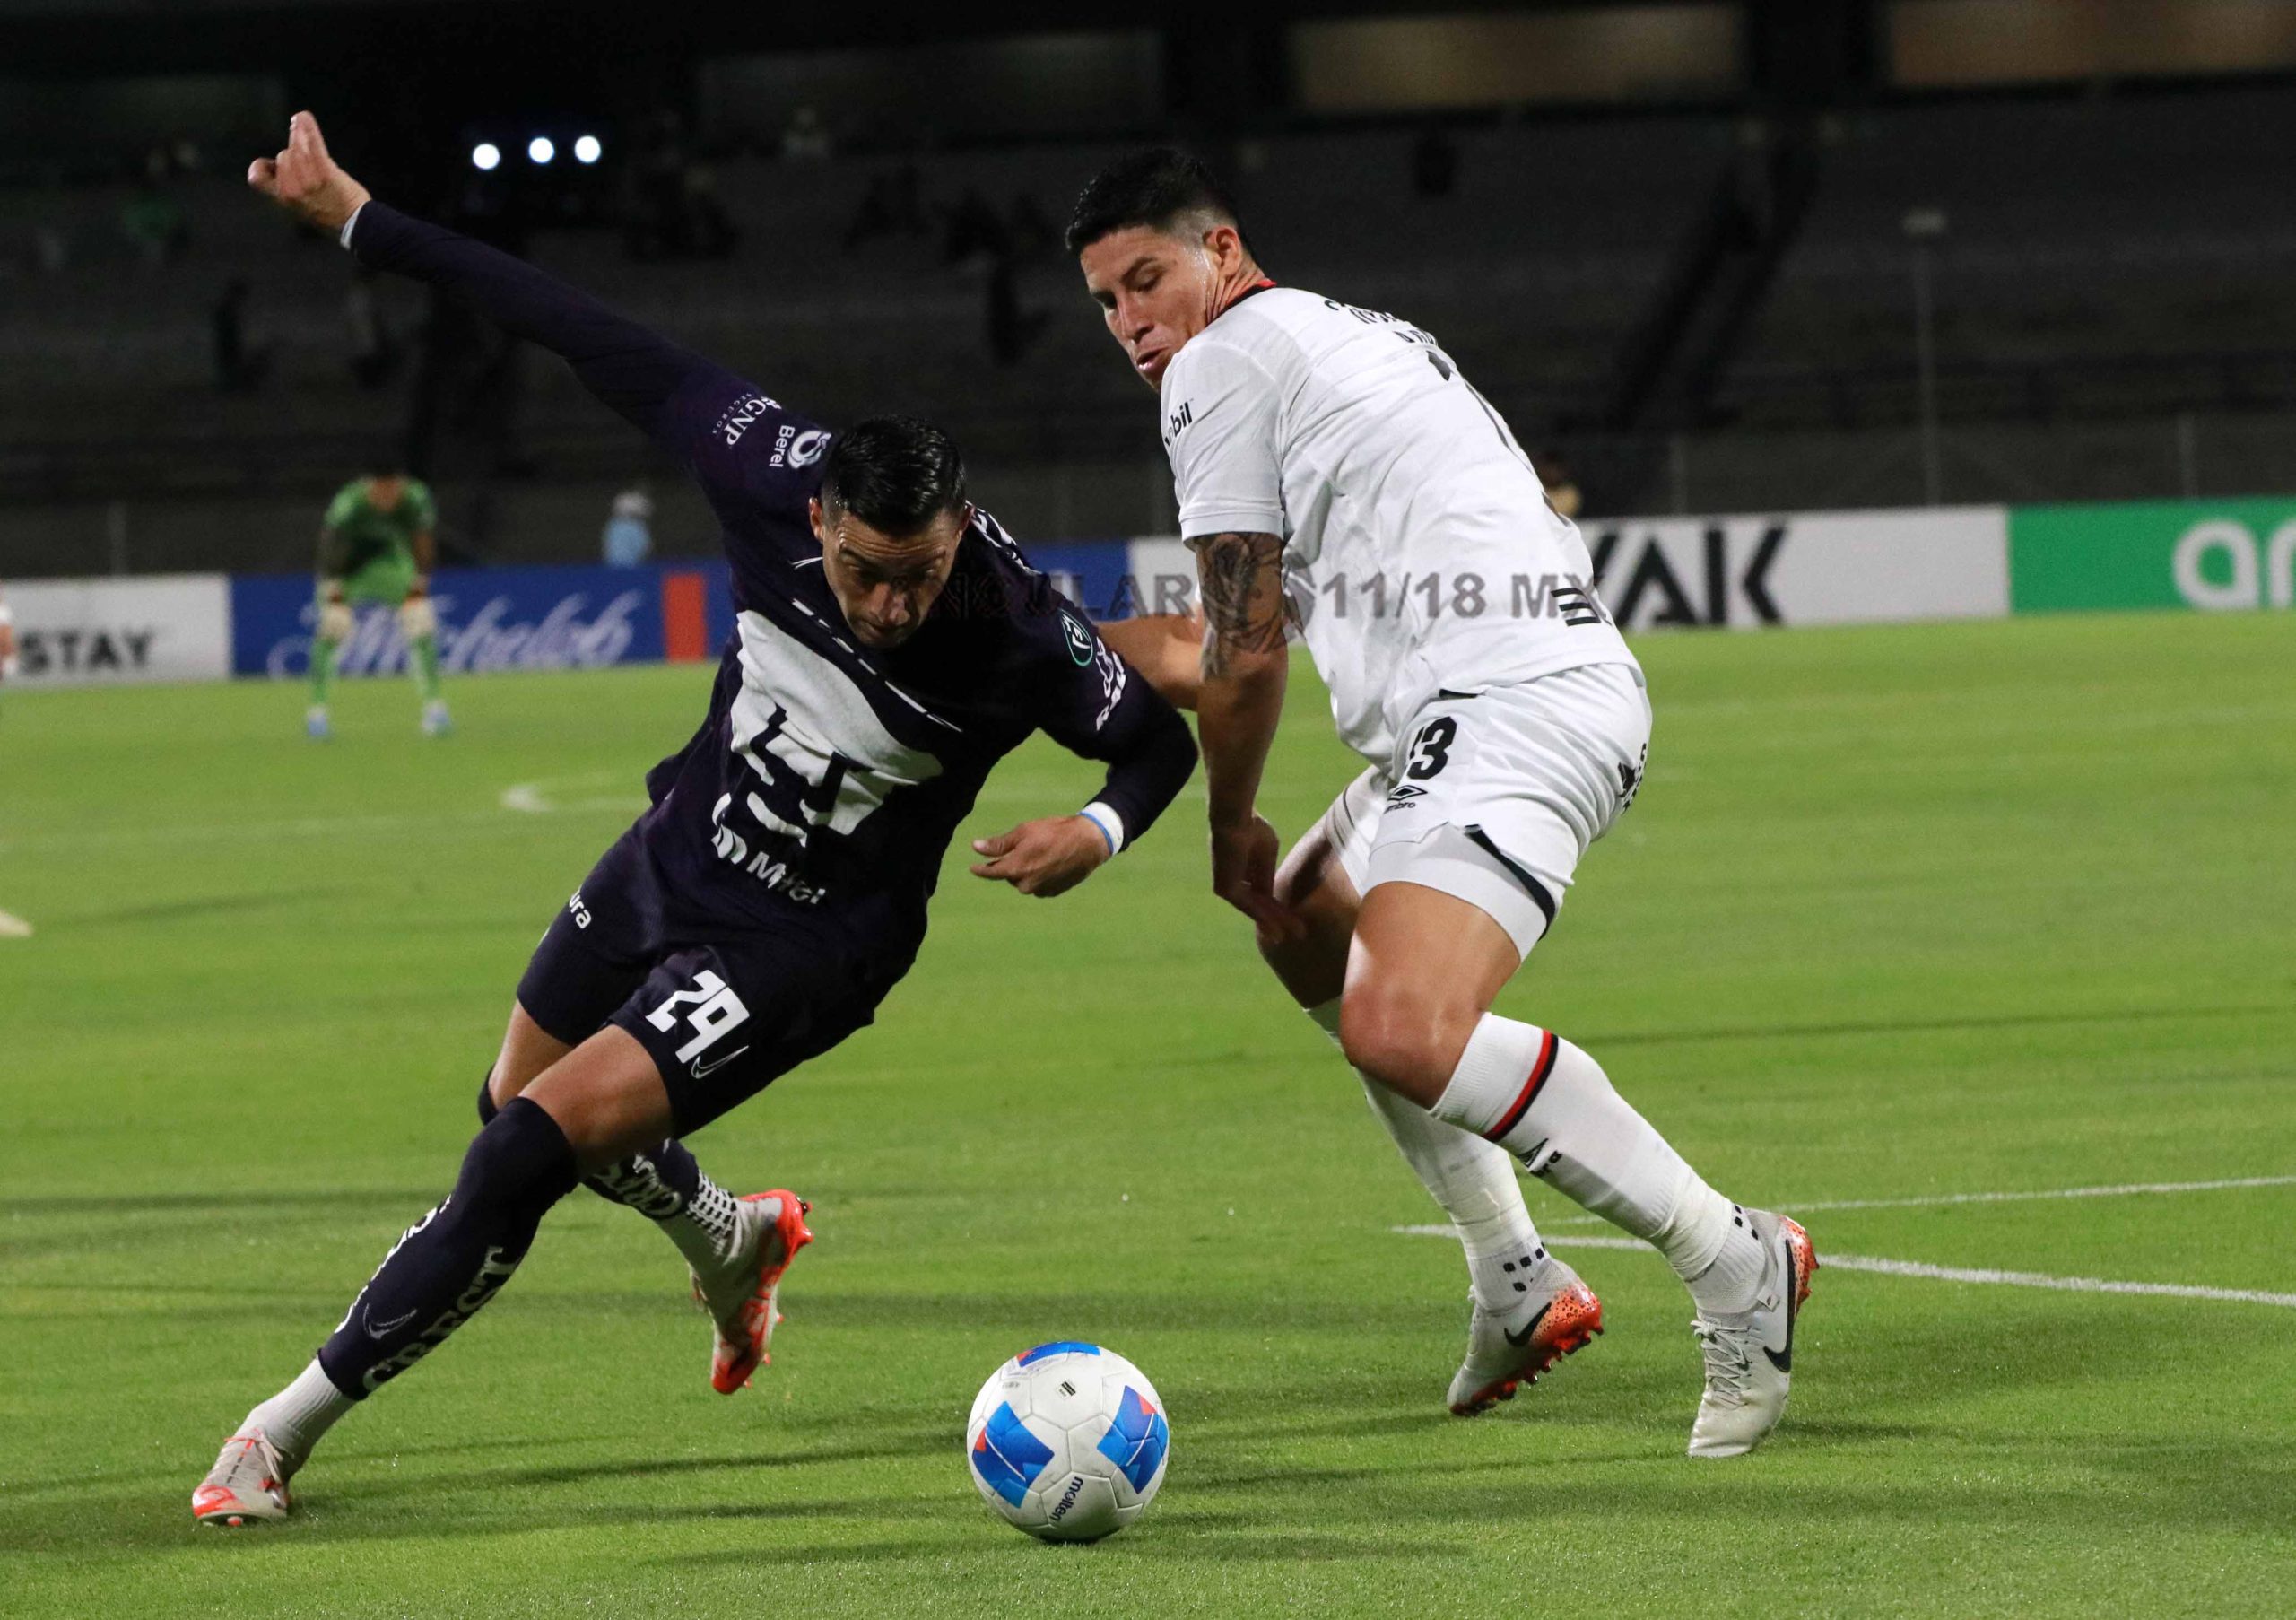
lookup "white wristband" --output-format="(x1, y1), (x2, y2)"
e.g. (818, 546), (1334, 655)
(1077, 802), (1126, 857)
(339, 203), (366, 250)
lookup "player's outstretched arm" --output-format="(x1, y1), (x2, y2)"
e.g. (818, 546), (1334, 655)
(249, 112), (748, 459)
(1192, 529), (1300, 943)
(971, 579), (1199, 899)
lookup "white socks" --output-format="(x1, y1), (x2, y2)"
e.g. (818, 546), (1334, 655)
(1431, 1013), (1764, 1314)
(1309, 1001), (1544, 1311)
(243, 1358), (356, 1475)
(662, 1180), (753, 1282)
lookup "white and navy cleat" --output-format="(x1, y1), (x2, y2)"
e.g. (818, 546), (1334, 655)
(1686, 1209), (1816, 1459)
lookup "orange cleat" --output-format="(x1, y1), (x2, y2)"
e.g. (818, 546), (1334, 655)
(1448, 1264), (1605, 1416)
(694, 1190), (813, 1395)
(192, 1431), (291, 1526)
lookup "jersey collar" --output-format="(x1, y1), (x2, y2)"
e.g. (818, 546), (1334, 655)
(1209, 276), (1278, 326)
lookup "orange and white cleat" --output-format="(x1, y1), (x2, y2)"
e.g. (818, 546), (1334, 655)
(1447, 1253), (1605, 1416)
(693, 1190), (813, 1395)
(1687, 1208), (1817, 1459)
(192, 1430), (291, 1527)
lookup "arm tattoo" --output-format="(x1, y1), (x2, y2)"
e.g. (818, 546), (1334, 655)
(1189, 531), (1287, 678)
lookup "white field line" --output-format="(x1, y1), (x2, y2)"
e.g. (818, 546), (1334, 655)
(1389, 1229), (2296, 1310)
(0, 908), (32, 938)
(1794, 1251), (2296, 1309)
(1537, 1174), (2296, 1226)
(499, 780), (646, 815)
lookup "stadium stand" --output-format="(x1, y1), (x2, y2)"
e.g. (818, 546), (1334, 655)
(6, 87), (2296, 570)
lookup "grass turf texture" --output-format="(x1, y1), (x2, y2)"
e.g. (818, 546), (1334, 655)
(2, 611), (2292, 1619)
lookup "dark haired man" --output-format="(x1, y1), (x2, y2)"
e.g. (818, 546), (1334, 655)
(192, 115), (1196, 1525)
(1074, 149), (1813, 1458)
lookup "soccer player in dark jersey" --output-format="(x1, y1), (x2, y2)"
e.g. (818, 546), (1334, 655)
(193, 114), (1197, 1527)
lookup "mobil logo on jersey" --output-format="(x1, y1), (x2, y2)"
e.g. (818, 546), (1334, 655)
(231, 565), (667, 677)
(1587, 508), (2010, 631)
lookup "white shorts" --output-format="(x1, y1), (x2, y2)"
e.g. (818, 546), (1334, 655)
(1315, 662), (1650, 960)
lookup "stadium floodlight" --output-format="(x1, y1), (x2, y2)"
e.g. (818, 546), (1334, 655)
(573, 134), (603, 165)
(528, 135), (556, 165)
(471, 142), (501, 171)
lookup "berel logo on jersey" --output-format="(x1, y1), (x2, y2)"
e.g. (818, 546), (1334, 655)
(767, 422), (833, 468)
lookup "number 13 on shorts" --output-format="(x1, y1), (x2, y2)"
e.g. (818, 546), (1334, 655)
(646, 970), (752, 1063)
(1405, 715), (1457, 780)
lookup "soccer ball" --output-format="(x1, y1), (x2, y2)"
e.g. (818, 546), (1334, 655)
(965, 1341), (1170, 1542)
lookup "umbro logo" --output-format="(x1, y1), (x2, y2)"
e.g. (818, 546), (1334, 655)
(1615, 745), (1647, 809)
(1385, 784), (1427, 805)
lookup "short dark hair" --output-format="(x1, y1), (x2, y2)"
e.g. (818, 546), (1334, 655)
(1065, 147), (1249, 257)
(819, 414), (968, 536)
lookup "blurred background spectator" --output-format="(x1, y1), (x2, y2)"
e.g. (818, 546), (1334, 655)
(602, 484), (655, 567)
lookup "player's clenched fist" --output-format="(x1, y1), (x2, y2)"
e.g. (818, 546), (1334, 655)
(248, 111), (371, 234)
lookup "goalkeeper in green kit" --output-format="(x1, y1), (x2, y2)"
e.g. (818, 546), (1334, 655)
(308, 468), (451, 739)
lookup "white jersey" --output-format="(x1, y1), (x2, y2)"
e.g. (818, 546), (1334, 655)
(1160, 286), (1635, 764)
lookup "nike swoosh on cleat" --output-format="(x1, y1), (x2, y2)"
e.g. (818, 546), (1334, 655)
(1503, 1302), (1552, 1349)
(1761, 1239), (1799, 1372)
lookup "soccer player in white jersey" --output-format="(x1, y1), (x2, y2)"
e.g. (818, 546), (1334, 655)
(1075, 150), (1815, 1457)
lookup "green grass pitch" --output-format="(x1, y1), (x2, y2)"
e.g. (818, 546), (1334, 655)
(3, 612), (2292, 1618)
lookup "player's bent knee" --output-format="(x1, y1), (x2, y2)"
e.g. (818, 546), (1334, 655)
(520, 1026), (677, 1172)
(1337, 981), (1470, 1106)
(317, 600), (354, 642)
(455, 1097), (580, 1214)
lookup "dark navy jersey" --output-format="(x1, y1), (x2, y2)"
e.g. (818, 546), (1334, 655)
(349, 203), (1196, 962)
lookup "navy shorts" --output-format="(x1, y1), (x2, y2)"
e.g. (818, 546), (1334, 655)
(516, 829), (897, 1135)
